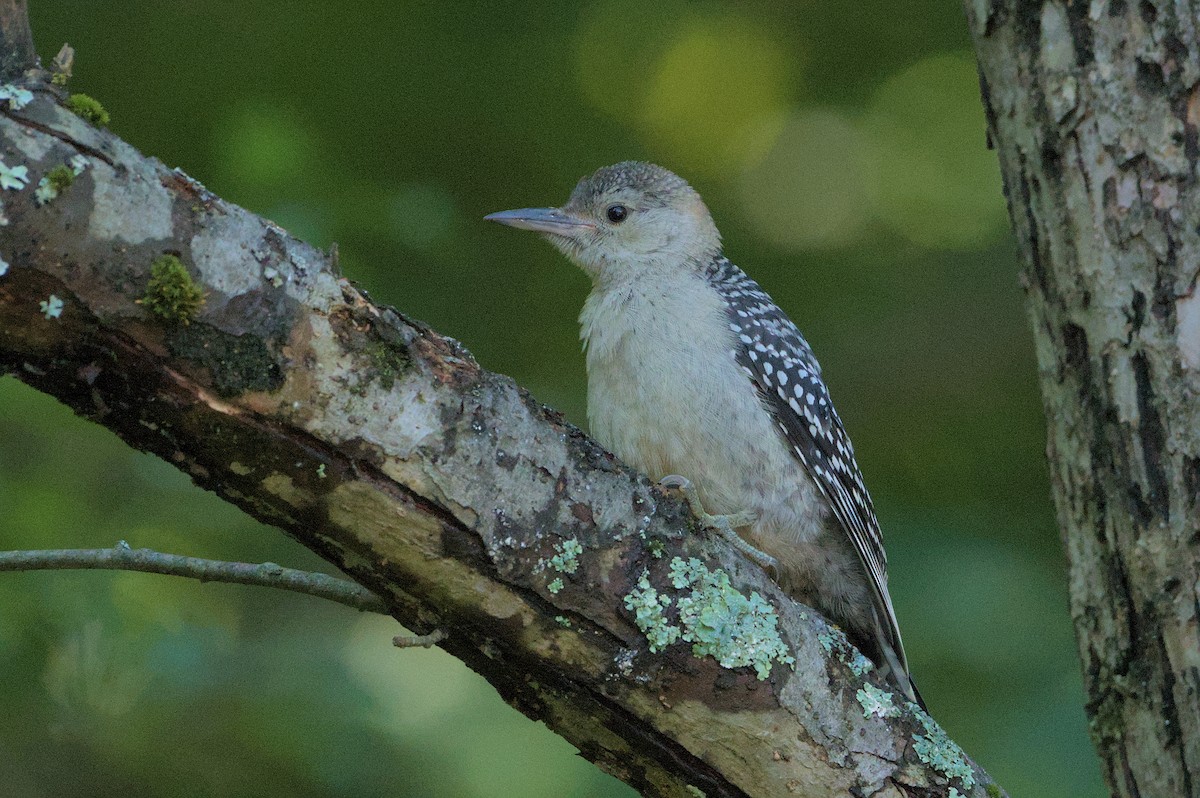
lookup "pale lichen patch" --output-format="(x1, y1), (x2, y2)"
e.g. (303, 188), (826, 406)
(89, 162), (173, 243)
(0, 84), (33, 110)
(912, 708), (976, 790)
(623, 570), (680, 652)
(8, 126), (51, 162)
(0, 160), (29, 191)
(856, 683), (898, 719)
(362, 383), (439, 457)
(34, 178), (56, 205)
(814, 618), (874, 676)
(622, 558), (793, 679)
(284, 313), (438, 467)
(1109, 352), (1139, 424)
(39, 294), (64, 319)
(548, 538), (583, 574)
(670, 557), (794, 680)
(1115, 173), (1138, 210)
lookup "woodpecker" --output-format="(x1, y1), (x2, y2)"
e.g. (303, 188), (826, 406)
(486, 161), (918, 703)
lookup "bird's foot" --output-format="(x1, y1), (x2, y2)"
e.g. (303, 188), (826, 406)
(658, 475), (778, 571)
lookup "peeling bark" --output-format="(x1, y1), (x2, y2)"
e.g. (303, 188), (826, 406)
(967, 1), (1200, 796)
(0, 31), (1003, 798)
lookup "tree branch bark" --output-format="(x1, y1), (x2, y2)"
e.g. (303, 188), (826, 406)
(966, 2), (1200, 796)
(0, 13), (1001, 798)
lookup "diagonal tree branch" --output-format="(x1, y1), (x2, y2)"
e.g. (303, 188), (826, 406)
(0, 15), (1001, 798)
(0, 543), (389, 613)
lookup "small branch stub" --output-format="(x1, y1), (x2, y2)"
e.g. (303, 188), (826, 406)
(393, 629), (448, 648)
(50, 43), (73, 85)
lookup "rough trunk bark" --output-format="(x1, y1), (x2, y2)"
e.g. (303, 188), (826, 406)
(0, 5), (999, 796)
(966, 1), (1200, 795)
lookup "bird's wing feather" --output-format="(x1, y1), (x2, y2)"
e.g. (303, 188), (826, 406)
(705, 258), (908, 670)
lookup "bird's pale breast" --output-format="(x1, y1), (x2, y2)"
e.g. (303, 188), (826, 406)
(580, 269), (829, 547)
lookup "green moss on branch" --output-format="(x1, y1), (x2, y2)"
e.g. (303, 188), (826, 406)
(139, 254), (205, 324)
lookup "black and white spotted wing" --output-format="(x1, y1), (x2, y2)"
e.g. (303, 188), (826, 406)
(704, 257), (907, 668)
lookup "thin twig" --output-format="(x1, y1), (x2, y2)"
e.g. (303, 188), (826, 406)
(0, 541), (389, 613)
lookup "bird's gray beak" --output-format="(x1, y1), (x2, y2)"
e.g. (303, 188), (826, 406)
(484, 207), (594, 236)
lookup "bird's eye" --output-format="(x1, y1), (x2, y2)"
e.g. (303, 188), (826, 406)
(606, 204), (628, 223)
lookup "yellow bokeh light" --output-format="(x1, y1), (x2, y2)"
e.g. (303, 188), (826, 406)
(576, 3), (796, 179)
(736, 108), (871, 251)
(640, 13), (793, 177)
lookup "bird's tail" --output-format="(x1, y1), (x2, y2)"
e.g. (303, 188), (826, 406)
(873, 611), (925, 710)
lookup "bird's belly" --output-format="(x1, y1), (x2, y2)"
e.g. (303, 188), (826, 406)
(586, 329), (828, 546)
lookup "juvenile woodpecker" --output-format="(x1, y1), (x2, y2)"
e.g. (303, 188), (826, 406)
(486, 162), (918, 703)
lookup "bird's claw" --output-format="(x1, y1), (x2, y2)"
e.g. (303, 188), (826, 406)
(657, 474), (691, 491)
(657, 474), (778, 571)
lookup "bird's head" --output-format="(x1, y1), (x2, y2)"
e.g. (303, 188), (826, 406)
(486, 162), (721, 284)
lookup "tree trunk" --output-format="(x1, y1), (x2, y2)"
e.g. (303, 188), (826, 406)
(966, 1), (1200, 795)
(0, 4), (1000, 796)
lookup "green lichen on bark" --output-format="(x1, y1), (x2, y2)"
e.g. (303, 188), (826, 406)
(913, 710), (975, 790)
(622, 558), (794, 679)
(669, 557), (794, 680)
(623, 570), (680, 652)
(856, 683), (897, 719)
(548, 538), (582, 574)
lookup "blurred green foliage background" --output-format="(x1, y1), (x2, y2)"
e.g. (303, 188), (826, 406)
(0, 1), (1103, 796)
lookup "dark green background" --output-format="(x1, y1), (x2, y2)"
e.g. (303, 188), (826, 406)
(1, 1), (1101, 796)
